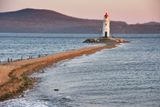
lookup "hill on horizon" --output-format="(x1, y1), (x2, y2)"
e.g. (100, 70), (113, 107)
(0, 8), (160, 34)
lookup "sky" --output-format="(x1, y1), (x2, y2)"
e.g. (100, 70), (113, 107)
(0, 0), (160, 24)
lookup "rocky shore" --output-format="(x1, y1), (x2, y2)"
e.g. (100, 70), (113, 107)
(83, 37), (129, 44)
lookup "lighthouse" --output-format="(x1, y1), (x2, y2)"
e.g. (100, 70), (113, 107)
(83, 11), (128, 43)
(103, 12), (110, 38)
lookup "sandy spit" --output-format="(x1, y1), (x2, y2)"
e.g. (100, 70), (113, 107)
(0, 45), (116, 101)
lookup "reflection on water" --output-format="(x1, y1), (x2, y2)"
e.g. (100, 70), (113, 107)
(0, 34), (160, 107)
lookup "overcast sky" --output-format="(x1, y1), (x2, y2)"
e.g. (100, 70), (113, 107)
(0, 0), (160, 24)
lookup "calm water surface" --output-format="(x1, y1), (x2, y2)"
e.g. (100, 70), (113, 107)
(0, 33), (160, 107)
(0, 33), (97, 61)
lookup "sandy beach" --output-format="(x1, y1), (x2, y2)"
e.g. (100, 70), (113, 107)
(0, 45), (116, 101)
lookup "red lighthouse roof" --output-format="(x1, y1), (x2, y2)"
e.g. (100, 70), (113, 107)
(104, 12), (109, 18)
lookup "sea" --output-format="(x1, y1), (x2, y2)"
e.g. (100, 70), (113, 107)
(0, 33), (160, 107)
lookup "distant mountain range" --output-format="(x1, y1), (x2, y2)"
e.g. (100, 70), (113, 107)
(0, 8), (160, 34)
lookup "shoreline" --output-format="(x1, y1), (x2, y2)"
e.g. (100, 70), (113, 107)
(0, 44), (117, 101)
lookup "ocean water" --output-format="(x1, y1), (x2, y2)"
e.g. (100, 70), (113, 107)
(0, 33), (160, 107)
(0, 33), (98, 62)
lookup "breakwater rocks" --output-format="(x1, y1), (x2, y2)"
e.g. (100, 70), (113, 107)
(83, 37), (129, 44)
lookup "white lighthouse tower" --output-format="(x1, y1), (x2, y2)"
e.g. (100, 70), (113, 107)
(103, 12), (110, 38)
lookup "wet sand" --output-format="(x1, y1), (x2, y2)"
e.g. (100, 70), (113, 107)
(0, 45), (116, 101)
